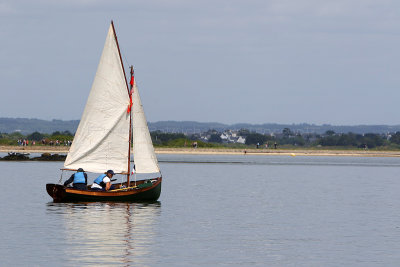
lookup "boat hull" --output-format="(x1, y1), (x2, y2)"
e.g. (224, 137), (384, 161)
(46, 177), (162, 202)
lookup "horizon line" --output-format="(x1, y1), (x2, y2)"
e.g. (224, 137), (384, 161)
(1, 117), (400, 127)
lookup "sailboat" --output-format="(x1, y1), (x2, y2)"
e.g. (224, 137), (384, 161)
(46, 21), (162, 202)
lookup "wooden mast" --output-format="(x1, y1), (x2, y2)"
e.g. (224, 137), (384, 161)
(127, 66), (134, 185)
(111, 20), (131, 184)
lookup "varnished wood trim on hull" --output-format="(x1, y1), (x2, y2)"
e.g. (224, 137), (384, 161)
(46, 178), (162, 202)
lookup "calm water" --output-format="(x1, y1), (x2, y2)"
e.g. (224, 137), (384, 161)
(1, 154), (400, 266)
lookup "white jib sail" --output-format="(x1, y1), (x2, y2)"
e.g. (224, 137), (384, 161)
(131, 83), (160, 173)
(64, 25), (130, 174)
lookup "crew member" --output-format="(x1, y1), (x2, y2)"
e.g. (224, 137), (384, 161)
(63, 168), (88, 190)
(91, 170), (115, 191)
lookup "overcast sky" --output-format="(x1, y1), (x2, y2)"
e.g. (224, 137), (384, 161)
(1, 0), (400, 125)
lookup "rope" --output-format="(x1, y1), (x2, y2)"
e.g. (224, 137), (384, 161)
(120, 48), (130, 70)
(58, 170), (64, 184)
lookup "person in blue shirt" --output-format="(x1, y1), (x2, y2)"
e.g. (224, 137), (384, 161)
(91, 170), (115, 191)
(63, 168), (88, 190)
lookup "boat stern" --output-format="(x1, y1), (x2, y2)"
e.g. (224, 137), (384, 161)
(46, 183), (66, 202)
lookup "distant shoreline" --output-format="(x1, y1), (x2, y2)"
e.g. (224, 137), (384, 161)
(1, 145), (400, 157)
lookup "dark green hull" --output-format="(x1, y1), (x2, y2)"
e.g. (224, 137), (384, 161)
(46, 177), (162, 202)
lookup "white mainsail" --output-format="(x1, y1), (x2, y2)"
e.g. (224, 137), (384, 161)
(131, 83), (160, 173)
(64, 25), (130, 174)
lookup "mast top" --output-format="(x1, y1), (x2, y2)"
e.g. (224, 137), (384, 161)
(110, 21), (129, 94)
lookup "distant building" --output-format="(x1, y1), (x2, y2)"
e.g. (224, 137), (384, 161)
(236, 136), (246, 144)
(220, 133), (229, 141)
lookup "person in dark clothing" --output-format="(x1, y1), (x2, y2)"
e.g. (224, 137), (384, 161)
(64, 168), (88, 190)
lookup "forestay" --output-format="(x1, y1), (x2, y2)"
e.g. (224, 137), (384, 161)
(64, 25), (130, 174)
(131, 83), (160, 173)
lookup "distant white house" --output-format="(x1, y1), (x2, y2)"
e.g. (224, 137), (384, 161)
(236, 136), (246, 144)
(218, 131), (246, 144)
(200, 136), (208, 141)
(220, 133), (229, 140)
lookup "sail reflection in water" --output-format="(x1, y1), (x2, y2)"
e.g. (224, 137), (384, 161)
(47, 202), (161, 266)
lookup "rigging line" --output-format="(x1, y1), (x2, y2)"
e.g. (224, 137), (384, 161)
(120, 49), (131, 72)
(58, 170), (64, 184)
(111, 21), (129, 93)
(115, 36), (131, 75)
(113, 28), (130, 67)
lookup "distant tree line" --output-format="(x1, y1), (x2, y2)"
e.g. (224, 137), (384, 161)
(241, 129), (395, 149)
(149, 128), (400, 149)
(317, 131), (386, 148)
(3, 128), (400, 150)
(239, 129), (393, 149)
(150, 130), (220, 148)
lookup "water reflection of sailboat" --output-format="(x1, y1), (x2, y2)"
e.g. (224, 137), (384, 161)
(47, 202), (161, 266)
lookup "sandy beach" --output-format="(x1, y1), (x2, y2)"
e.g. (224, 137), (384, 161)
(1, 145), (400, 157)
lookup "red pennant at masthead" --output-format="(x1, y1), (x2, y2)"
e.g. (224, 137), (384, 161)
(127, 73), (134, 113)
(130, 74), (135, 86)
